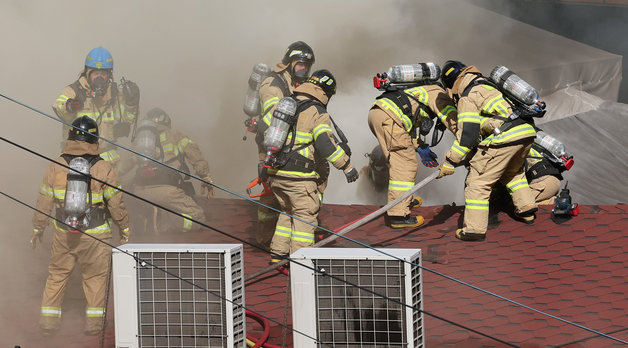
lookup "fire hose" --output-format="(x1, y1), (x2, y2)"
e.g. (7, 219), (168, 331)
(244, 171), (439, 281)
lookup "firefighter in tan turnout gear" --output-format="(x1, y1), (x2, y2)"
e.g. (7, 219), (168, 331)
(253, 41), (320, 249)
(52, 46), (139, 170)
(30, 116), (130, 336)
(368, 63), (458, 228)
(132, 107), (213, 234)
(264, 70), (358, 263)
(438, 61), (539, 241)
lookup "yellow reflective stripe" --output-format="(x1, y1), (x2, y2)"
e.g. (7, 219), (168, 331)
(443, 162), (455, 170)
(182, 213), (193, 232)
(39, 184), (54, 197)
(438, 105), (457, 122)
(274, 225), (291, 238)
(263, 112), (273, 126)
(178, 137), (193, 152)
(458, 112), (482, 124)
(100, 149), (119, 162)
(103, 185), (121, 199)
(57, 95), (69, 102)
(388, 180), (414, 191)
(507, 179), (529, 193)
(91, 192), (104, 204)
(294, 131), (313, 142)
(86, 307), (105, 317)
(52, 220), (112, 234)
(405, 87), (430, 118)
(292, 231), (315, 243)
(528, 147), (543, 165)
(258, 210), (279, 221)
(312, 124), (333, 140)
(465, 199), (489, 210)
(159, 132), (167, 142)
(298, 146), (309, 158)
(326, 145), (345, 163)
(484, 94), (510, 117)
(52, 188), (65, 200)
(275, 169), (317, 177)
(41, 307), (62, 317)
(318, 192), (324, 202)
(451, 140), (470, 157)
(377, 98), (412, 131)
(263, 97), (280, 114)
(485, 124), (536, 144)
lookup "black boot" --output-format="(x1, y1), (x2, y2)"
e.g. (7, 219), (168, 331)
(385, 214), (424, 229)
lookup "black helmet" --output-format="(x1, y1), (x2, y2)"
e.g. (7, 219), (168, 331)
(281, 41), (315, 66)
(307, 69), (337, 98)
(441, 60), (466, 89)
(68, 116), (99, 144)
(146, 107), (171, 127)
(282, 41), (315, 83)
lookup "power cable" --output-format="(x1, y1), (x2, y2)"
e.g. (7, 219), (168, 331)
(2, 94), (626, 345)
(0, 190), (330, 348)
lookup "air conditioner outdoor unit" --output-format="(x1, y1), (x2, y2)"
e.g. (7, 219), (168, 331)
(112, 244), (245, 348)
(291, 248), (424, 348)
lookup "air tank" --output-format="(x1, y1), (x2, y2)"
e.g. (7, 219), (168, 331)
(64, 157), (91, 227)
(489, 65), (539, 106)
(535, 131), (566, 159)
(263, 97), (298, 154)
(387, 63), (441, 84)
(243, 63), (271, 117)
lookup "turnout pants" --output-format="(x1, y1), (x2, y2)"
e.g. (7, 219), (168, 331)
(134, 184), (205, 233)
(40, 229), (112, 332)
(368, 108), (418, 217)
(269, 178), (320, 259)
(464, 141), (537, 234)
(529, 175), (561, 205)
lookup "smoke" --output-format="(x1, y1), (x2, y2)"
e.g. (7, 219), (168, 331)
(0, 0), (622, 344)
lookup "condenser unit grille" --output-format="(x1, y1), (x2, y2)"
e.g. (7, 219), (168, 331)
(314, 259), (407, 347)
(133, 250), (245, 348)
(291, 248), (423, 348)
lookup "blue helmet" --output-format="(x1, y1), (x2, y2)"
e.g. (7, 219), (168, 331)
(85, 47), (113, 70)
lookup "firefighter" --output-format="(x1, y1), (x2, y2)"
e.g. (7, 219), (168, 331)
(132, 107), (213, 234)
(526, 141), (571, 205)
(253, 41), (319, 249)
(367, 68), (458, 228)
(30, 116), (131, 336)
(52, 46), (140, 171)
(267, 70), (358, 263)
(438, 60), (538, 241)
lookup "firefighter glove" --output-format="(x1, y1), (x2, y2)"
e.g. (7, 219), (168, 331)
(65, 98), (83, 113)
(344, 167), (359, 183)
(200, 175), (214, 198)
(30, 229), (43, 249)
(123, 80), (140, 106)
(120, 227), (130, 245)
(417, 144), (439, 167)
(437, 160), (455, 179)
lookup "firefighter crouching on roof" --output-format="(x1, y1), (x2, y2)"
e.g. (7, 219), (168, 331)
(368, 62), (458, 228)
(526, 132), (573, 204)
(132, 107), (213, 234)
(265, 70), (359, 263)
(438, 60), (538, 241)
(31, 116), (130, 336)
(253, 41), (319, 249)
(52, 46), (140, 173)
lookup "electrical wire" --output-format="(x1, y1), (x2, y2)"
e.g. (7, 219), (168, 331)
(0, 140), (520, 347)
(2, 93), (626, 345)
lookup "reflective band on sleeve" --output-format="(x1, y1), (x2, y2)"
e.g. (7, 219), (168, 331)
(326, 146), (345, 163)
(103, 185), (121, 199)
(451, 140), (470, 157)
(458, 112), (483, 124)
(39, 184), (54, 197)
(313, 124), (333, 140)
(100, 149), (120, 162)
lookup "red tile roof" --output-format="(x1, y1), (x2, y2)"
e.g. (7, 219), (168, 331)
(7, 198), (628, 347)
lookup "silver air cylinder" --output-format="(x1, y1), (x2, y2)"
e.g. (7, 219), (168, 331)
(263, 97), (298, 153)
(489, 66), (539, 106)
(535, 131), (566, 159)
(244, 63), (271, 117)
(64, 157), (91, 227)
(386, 63), (441, 84)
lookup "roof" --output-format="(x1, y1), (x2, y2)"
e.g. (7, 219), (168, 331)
(6, 197), (627, 347)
